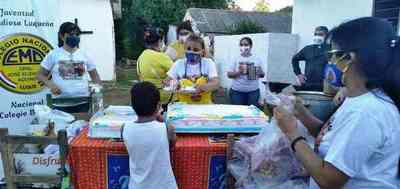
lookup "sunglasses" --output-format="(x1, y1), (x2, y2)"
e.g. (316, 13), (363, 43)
(239, 44), (250, 47)
(326, 49), (347, 60)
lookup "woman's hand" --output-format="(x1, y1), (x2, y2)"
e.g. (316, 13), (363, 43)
(274, 105), (301, 141)
(293, 97), (308, 117)
(48, 83), (62, 95)
(256, 67), (265, 78)
(238, 64), (247, 74)
(162, 78), (172, 87)
(195, 84), (208, 93)
(334, 87), (347, 106)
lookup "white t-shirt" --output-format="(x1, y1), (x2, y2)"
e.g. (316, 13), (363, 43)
(229, 55), (263, 92)
(310, 90), (400, 189)
(122, 121), (177, 189)
(167, 58), (218, 79)
(40, 47), (96, 98)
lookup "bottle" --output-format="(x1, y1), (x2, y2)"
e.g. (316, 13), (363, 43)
(92, 85), (104, 113)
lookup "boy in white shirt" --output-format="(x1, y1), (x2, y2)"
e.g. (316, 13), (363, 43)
(122, 81), (177, 189)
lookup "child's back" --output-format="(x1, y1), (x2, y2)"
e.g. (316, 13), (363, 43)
(124, 81), (177, 189)
(122, 121), (177, 189)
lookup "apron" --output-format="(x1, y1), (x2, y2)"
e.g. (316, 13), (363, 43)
(177, 61), (213, 104)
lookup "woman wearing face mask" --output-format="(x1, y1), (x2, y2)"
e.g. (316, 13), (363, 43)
(165, 35), (219, 104)
(37, 22), (101, 113)
(274, 17), (400, 189)
(227, 37), (265, 107)
(165, 21), (194, 61)
(137, 27), (174, 105)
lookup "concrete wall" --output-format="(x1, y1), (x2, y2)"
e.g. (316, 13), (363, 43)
(60, 0), (116, 81)
(292, 0), (374, 50)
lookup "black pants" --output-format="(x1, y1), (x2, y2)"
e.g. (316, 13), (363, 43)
(53, 102), (90, 113)
(294, 84), (323, 92)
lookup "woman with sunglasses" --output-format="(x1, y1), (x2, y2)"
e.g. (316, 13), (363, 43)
(227, 37), (265, 107)
(274, 17), (400, 189)
(165, 21), (194, 62)
(37, 22), (101, 113)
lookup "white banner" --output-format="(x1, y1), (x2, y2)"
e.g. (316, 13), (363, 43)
(14, 153), (60, 175)
(0, 0), (59, 135)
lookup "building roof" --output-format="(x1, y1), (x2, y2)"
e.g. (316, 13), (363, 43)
(185, 8), (292, 34)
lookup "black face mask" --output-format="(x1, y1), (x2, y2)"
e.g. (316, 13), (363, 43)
(65, 35), (80, 48)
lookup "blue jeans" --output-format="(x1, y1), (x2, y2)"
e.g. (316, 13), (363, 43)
(229, 89), (260, 107)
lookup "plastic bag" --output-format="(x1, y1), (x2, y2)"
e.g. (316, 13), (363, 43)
(251, 120), (306, 187)
(228, 94), (311, 188)
(228, 122), (308, 188)
(34, 105), (75, 124)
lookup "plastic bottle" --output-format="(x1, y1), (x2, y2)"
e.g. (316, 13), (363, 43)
(92, 85), (104, 113)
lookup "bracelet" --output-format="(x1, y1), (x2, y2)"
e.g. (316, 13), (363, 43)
(291, 136), (306, 152)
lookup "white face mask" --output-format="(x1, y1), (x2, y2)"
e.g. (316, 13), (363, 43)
(179, 35), (189, 43)
(240, 46), (251, 54)
(313, 35), (324, 45)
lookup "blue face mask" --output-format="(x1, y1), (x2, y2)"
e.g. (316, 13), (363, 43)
(324, 63), (343, 87)
(65, 35), (80, 48)
(185, 51), (201, 64)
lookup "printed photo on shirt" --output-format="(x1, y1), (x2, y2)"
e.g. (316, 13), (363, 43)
(58, 60), (86, 80)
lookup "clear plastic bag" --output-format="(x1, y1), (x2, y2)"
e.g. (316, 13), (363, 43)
(251, 120), (306, 187)
(34, 105), (75, 124)
(228, 94), (310, 188)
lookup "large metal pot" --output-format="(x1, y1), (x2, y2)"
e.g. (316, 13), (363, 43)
(293, 91), (338, 122)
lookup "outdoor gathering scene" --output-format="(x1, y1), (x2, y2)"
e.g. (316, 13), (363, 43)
(0, 0), (400, 189)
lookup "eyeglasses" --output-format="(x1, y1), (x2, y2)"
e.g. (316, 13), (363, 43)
(239, 44), (250, 47)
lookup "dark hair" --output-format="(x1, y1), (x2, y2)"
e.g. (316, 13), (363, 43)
(58, 22), (81, 47)
(144, 27), (164, 48)
(176, 20), (193, 35)
(315, 26), (329, 35)
(240, 37), (253, 47)
(186, 34), (206, 50)
(130, 81), (160, 116)
(329, 17), (400, 176)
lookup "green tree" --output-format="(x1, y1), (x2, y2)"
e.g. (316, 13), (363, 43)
(228, 20), (267, 35)
(273, 6), (292, 17)
(254, 0), (270, 12)
(115, 0), (233, 61)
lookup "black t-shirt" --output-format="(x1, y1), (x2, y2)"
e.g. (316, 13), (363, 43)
(292, 44), (330, 87)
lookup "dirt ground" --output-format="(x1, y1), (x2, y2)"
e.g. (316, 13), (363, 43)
(103, 64), (137, 106)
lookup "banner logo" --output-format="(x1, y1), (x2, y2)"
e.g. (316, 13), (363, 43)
(0, 33), (53, 94)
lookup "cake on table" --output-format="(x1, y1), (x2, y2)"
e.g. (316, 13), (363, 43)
(166, 103), (269, 133)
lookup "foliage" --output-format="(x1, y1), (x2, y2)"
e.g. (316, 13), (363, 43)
(115, 0), (233, 62)
(228, 20), (267, 35)
(254, 0), (270, 12)
(273, 6), (293, 17)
